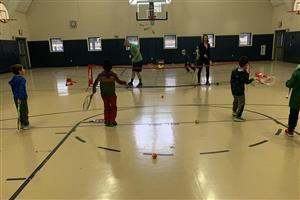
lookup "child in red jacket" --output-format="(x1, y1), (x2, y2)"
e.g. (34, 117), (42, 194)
(92, 60), (126, 127)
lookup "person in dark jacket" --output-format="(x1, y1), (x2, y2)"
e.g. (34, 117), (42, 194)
(285, 64), (300, 137)
(9, 64), (30, 129)
(230, 56), (254, 122)
(92, 60), (126, 127)
(181, 49), (195, 72)
(197, 35), (212, 85)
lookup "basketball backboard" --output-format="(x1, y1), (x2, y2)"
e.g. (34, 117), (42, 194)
(135, 0), (169, 21)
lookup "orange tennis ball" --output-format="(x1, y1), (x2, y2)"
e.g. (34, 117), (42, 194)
(152, 153), (157, 159)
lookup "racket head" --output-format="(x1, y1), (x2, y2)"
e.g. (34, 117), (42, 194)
(83, 94), (93, 111)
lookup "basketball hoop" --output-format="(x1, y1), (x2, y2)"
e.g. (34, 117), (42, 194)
(0, 1), (16, 23)
(149, 15), (156, 25)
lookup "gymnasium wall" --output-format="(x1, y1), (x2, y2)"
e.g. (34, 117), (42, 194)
(28, 34), (273, 68)
(26, 0), (273, 40)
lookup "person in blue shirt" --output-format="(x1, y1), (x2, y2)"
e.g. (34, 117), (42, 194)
(9, 64), (30, 129)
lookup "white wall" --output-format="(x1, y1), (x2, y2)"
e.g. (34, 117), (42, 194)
(26, 0), (273, 41)
(272, 1), (300, 31)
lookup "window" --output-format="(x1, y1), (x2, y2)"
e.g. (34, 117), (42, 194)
(49, 38), (64, 52)
(206, 34), (215, 48)
(87, 37), (102, 51)
(239, 32), (252, 47)
(164, 35), (177, 49)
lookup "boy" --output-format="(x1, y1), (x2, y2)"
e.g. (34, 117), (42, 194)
(92, 60), (126, 127)
(124, 40), (143, 88)
(230, 56), (254, 122)
(285, 64), (300, 137)
(182, 49), (195, 72)
(9, 64), (30, 129)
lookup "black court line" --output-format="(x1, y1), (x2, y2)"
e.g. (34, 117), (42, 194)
(143, 153), (174, 156)
(6, 178), (26, 181)
(9, 112), (102, 200)
(249, 140), (268, 147)
(0, 103), (289, 122)
(8, 104), (297, 199)
(98, 146), (121, 152)
(75, 136), (86, 143)
(55, 132), (68, 135)
(200, 150), (230, 155)
(275, 129), (282, 136)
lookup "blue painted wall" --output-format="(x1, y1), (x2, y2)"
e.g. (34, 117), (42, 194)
(0, 40), (20, 73)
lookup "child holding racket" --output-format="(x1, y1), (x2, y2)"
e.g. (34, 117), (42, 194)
(230, 56), (254, 122)
(92, 60), (126, 127)
(9, 64), (30, 130)
(285, 64), (300, 137)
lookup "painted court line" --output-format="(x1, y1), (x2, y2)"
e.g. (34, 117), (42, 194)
(75, 136), (86, 143)
(248, 140), (268, 147)
(6, 178), (26, 181)
(275, 129), (282, 136)
(98, 146), (121, 152)
(200, 150), (230, 155)
(143, 153), (174, 156)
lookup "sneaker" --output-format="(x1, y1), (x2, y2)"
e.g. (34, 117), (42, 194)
(112, 122), (118, 126)
(285, 129), (294, 137)
(206, 81), (210, 86)
(232, 112), (237, 117)
(21, 125), (30, 130)
(105, 123), (114, 127)
(127, 82), (133, 87)
(233, 117), (246, 122)
(137, 82), (143, 88)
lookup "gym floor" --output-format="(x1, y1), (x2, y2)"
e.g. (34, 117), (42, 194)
(1, 61), (299, 199)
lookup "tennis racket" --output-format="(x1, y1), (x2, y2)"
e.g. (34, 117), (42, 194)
(286, 88), (292, 99)
(83, 94), (93, 111)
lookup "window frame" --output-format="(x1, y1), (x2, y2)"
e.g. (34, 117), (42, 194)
(49, 38), (64, 53)
(87, 37), (102, 52)
(164, 35), (177, 49)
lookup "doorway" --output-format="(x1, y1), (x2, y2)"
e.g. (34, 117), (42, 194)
(274, 30), (286, 61)
(16, 37), (30, 69)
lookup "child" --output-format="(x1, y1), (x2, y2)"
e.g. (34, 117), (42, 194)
(285, 64), (300, 137)
(182, 49), (195, 72)
(92, 60), (126, 127)
(9, 64), (30, 129)
(230, 56), (254, 122)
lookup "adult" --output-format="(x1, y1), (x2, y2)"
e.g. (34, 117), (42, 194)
(197, 35), (212, 85)
(124, 40), (143, 88)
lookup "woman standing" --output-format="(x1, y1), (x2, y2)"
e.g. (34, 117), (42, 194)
(197, 35), (212, 85)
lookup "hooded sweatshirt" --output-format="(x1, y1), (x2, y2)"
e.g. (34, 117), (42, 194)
(286, 64), (300, 109)
(8, 75), (27, 100)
